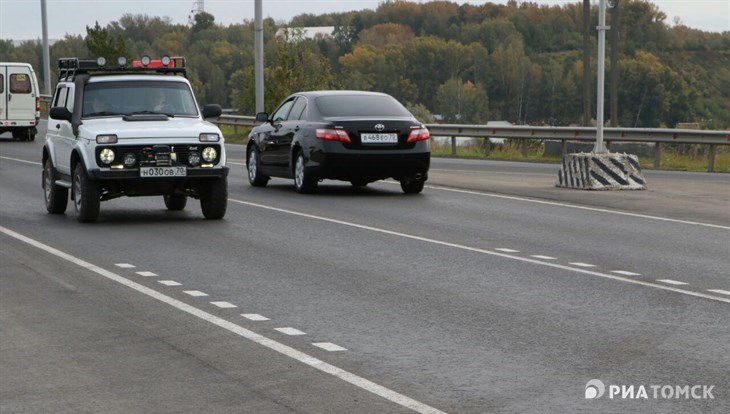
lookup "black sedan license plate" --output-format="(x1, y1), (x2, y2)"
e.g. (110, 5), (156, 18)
(361, 133), (398, 144)
(140, 166), (187, 177)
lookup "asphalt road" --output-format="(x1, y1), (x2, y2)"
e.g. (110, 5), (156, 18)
(1, 125), (729, 413)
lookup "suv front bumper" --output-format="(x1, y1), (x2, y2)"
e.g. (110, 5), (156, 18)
(90, 166), (229, 180)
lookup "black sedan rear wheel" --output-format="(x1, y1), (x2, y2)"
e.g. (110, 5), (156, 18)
(294, 153), (317, 194)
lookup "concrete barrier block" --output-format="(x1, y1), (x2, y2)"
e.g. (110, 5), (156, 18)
(556, 153), (647, 190)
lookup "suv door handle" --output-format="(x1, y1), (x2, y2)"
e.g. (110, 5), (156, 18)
(56, 124), (61, 129)
(294, 126), (300, 132)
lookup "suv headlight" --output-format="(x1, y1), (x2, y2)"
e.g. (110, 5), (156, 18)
(202, 147), (217, 162)
(99, 148), (115, 165)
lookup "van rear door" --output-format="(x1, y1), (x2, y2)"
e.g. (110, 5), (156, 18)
(5, 65), (36, 122)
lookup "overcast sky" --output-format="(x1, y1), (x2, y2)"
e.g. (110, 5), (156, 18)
(1, 0), (728, 41)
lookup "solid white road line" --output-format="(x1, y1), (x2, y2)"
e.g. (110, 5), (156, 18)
(228, 199), (730, 304)
(158, 280), (182, 287)
(570, 262), (596, 268)
(530, 255), (556, 260)
(611, 270), (642, 276)
(656, 279), (689, 286)
(0, 226), (445, 414)
(707, 289), (730, 296)
(495, 248), (520, 253)
(135, 271), (158, 277)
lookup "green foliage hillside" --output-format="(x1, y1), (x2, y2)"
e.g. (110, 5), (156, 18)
(2, 1), (727, 129)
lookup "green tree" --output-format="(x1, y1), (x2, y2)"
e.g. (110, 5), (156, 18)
(85, 21), (128, 59)
(434, 77), (489, 124)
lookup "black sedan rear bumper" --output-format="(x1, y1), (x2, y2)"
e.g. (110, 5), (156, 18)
(310, 152), (430, 182)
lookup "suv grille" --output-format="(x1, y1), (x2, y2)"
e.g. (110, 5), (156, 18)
(95, 144), (221, 168)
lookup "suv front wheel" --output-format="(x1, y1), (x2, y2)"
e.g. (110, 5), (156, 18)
(200, 176), (227, 219)
(44, 158), (68, 214)
(73, 164), (101, 223)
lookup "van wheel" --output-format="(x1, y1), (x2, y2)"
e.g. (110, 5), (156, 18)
(73, 164), (101, 223)
(44, 158), (68, 214)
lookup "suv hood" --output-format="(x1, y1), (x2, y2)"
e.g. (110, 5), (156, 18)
(79, 117), (221, 139)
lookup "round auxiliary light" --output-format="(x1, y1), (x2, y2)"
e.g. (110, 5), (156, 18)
(99, 148), (115, 165)
(123, 153), (137, 167)
(201, 147), (217, 163)
(118, 56), (127, 67)
(96, 57), (107, 67)
(161, 56), (171, 67)
(188, 152), (201, 166)
(141, 56), (151, 67)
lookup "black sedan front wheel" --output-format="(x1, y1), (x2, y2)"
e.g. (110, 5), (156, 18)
(294, 153), (317, 194)
(400, 179), (425, 194)
(247, 147), (269, 187)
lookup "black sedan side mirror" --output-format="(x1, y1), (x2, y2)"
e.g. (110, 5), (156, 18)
(201, 104), (222, 119)
(49, 107), (72, 121)
(255, 112), (269, 123)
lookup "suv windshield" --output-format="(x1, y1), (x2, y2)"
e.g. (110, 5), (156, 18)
(83, 81), (198, 118)
(315, 95), (412, 118)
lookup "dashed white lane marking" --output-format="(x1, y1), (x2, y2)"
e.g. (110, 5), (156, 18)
(242, 313), (270, 321)
(0, 226), (445, 414)
(570, 262), (596, 268)
(211, 301), (237, 308)
(707, 289), (730, 296)
(531, 255), (556, 260)
(135, 271), (157, 277)
(313, 342), (348, 352)
(183, 290), (208, 297)
(158, 280), (182, 287)
(276, 327), (306, 336)
(115, 263), (136, 269)
(228, 199), (730, 304)
(495, 248), (519, 253)
(657, 279), (689, 286)
(611, 270), (642, 276)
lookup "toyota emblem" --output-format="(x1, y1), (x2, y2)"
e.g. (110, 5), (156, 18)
(374, 123), (385, 131)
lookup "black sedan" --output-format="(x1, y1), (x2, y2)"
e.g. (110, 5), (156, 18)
(246, 91), (430, 194)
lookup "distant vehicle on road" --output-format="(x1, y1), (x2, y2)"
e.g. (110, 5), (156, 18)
(246, 91), (430, 194)
(0, 62), (40, 141)
(43, 56), (228, 223)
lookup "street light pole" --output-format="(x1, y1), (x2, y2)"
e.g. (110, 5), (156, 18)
(593, 0), (609, 154)
(40, 0), (51, 95)
(254, 0), (264, 114)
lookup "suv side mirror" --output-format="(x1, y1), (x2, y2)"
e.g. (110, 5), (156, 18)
(201, 104), (222, 119)
(49, 107), (72, 121)
(255, 112), (269, 123)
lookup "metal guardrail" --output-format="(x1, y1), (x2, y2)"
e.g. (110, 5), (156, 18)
(213, 114), (729, 172)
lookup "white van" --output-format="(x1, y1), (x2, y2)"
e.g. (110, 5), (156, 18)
(1, 62), (40, 141)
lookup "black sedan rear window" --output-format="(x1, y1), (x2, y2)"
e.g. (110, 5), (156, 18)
(316, 95), (412, 117)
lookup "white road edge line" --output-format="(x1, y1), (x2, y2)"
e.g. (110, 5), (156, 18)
(656, 279), (689, 286)
(227, 199), (730, 304)
(0, 226), (445, 414)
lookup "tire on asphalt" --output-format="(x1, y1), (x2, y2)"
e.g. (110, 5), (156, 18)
(400, 179), (425, 194)
(294, 152), (317, 194)
(164, 193), (187, 211)
(247, 146), (269, 187)
(72, 163), (101, 223)
(43, 158), (68, 214)
(200, 176), (227, 219)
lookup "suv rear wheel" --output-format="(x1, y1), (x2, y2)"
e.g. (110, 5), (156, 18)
(43, 158), (68, 214)
(73, 164), (101, 223)
(164, 194), (187, 211)
(200, 176), (227, 219)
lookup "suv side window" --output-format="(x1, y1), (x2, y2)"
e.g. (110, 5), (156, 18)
(288, 97), (307, 121)
(10, 73), (31, 94)
(53, 85), (73, 112)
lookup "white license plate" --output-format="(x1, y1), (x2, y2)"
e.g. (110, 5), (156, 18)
(140, 166), (187, 177)
(361, 133), (398, 144)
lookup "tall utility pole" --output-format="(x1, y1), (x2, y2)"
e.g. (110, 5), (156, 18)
(254, 0), (264, 113)
(582, 0), (591, 126)
(593, 0), (610, 154)
(609, 0), (620, 127)
(40, 0), (51, 95)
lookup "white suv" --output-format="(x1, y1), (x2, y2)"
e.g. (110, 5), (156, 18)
(42, 57), (228, 222)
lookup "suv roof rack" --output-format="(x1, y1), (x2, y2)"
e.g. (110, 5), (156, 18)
(57, 56), (187, 81)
